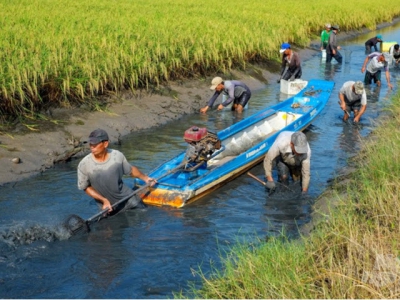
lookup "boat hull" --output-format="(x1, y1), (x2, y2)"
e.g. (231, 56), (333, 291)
(138, 79), (334, 208)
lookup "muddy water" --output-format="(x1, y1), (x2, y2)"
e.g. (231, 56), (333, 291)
(1, 24), (400, 298)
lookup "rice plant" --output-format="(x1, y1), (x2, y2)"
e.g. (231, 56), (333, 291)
(1, 0), (399, 120)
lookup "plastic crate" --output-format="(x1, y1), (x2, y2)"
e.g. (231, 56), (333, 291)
(280, 79), (308, 95)
(382, 41), (398, 52)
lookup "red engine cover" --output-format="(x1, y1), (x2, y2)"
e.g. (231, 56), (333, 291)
(184, 126), (207, 143)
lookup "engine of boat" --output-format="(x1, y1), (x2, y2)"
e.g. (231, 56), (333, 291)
(183, 126), (221, 163)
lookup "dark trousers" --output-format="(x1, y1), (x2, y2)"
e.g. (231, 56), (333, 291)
(326, 51), (343, 64)
(282, 68), (302, 80)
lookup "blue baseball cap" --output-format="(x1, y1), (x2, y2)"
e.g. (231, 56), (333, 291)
(279, 43), (291, 53)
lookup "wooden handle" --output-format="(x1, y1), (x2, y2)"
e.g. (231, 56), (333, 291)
(247, 172), (266, 186)
(338, 101), (350, 116)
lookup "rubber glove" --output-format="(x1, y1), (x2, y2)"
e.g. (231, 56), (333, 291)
(265, 181), (276, 191)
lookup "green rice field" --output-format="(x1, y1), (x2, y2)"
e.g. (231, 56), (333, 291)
(1, 0), (400, 119)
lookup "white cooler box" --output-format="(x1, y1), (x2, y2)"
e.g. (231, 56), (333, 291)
(280, 79), (308, 95)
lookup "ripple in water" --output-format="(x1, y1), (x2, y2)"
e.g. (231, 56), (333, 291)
(0, 222), (73, 248)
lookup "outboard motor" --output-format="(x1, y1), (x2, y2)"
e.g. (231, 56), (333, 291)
(183, 126), (221, 169)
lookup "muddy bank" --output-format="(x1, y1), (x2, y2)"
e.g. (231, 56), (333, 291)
(0, 68), (272, 186)
(0, 18), (398, 187)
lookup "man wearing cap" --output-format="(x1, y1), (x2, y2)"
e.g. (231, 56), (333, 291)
(389, 44), (400, 66)
(365, 34), (383, 53)
(326, 24), (342, 63)
(200, 77), (251, 113)
(361, 52), (393, 89)
(320, 23), (331, 51)
(263, 131), (311, 193)
(338, 81), (367, 123)
(277, 43), (302, 83)
(77, 129), (156, 214)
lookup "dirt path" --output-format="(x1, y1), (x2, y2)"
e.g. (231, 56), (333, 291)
(0, 19), (397, 186)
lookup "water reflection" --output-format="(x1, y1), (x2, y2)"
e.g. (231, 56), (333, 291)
(338, 122), (362, 153)
(365, 85), (382, 102)
(83, 223), (127, 298)
(324, 63), (342, 80)
(263, 182), (311, 237)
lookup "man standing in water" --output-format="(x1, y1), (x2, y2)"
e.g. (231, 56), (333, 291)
(77, 129), (156, 214)
(277, 43), (302, 82)
(200, 77), (251, 114)
(361, 52), (393, 89)
(365, 34), (383, 53)
(263, 131), (311, 193)
(338, 81), (367, 123)
(326, 24), (342, 64)
(320, 23), (331, 51)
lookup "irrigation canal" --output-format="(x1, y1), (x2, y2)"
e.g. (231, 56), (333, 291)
(1, 23), (400, 298)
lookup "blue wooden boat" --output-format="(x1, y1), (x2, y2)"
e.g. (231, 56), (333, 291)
(135, 79), (334, 208)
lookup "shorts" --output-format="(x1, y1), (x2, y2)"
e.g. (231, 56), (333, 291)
(344, 98), (362, 113)
(273, 157), (302, 182)
(234, 92), (251, 108)
(364, 70), (381, 85)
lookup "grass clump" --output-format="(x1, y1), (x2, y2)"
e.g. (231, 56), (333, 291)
(178, 93), (400, 298)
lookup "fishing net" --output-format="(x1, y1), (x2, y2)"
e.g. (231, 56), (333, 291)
(303, 88), (322, 96)
(63, 214), (88, 234)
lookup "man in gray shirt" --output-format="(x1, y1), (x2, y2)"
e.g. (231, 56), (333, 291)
(200, 77), (251, 113)
(326, 24), (342, 64)
(77, 129), (156, 214)
(338, 81), (367, 123)
(263, 131), (311, 193)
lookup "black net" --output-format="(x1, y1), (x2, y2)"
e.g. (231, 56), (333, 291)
(63, 214), (88, 234)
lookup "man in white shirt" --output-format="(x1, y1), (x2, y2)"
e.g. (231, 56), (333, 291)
(361, 52), (393, 89)
(263, 131), (311, 193)
(389, 44), (400, 66)
(338, 81), (367, 123)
